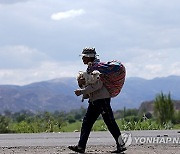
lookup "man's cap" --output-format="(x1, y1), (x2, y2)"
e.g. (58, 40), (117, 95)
(80, 47), (99, 57)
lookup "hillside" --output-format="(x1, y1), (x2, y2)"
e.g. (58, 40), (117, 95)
(0, 78), (83, 113)
(112, 75), (180, 109)
(139, 100), (180, 114)
(0, 75), (180, 113)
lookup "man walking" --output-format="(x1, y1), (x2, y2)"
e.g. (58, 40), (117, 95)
(68, 47), (126, 153)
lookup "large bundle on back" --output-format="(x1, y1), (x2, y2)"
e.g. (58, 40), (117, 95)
(87, 60), (126, 98)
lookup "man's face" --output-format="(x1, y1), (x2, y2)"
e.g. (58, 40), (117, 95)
(82, 56), (91, 65)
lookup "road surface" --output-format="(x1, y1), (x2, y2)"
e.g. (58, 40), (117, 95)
(0, 130), (179, 153)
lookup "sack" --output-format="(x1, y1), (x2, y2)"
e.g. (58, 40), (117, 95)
(87, 60), (126, 97)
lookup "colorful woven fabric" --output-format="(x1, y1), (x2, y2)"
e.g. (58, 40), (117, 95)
(87, 60), (126, 97)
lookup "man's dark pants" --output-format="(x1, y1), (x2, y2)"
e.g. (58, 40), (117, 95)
(78, 98), (121, 149)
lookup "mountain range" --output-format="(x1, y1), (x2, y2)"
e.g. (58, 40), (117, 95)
(0, 75), (180, 113)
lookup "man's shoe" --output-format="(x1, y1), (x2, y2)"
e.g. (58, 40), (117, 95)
(111, 145), (127, 153)
(68, 145), (85, 153)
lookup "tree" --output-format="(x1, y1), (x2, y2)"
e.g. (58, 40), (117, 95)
(43, 111), (55, 132)
(0, 115), (10, 133)
(154, 92), (174, 125)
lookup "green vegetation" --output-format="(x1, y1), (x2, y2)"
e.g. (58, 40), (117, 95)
(154, 92), (175, 125)
(0, 115), (11, 133)
(0, 93), (179, 133)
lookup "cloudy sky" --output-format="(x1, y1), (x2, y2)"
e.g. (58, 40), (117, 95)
(0, 0), (180, 85)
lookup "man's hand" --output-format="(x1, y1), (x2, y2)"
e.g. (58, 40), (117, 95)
(74, 89), (82, 96)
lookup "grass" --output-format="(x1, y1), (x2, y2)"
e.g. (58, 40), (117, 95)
(60, 120), (108, 132)
(173, 124), (180, 129)
(60, 121), (82, 132)
(59, 119), (180, 132)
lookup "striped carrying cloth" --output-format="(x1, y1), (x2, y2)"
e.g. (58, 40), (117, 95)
(87, 60), (126, 98)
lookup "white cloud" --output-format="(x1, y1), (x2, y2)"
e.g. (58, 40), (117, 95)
(121, 47), (180, 79)
(0, 0), (29, 4)
(170, 62), (180, 75)
(0, 46), (180, 85)
(125, 63), (164, 79)
(0, 61), (86, 85)
(51, 9), (85, 21)
(0, 45), (87, 85)
(0, 45), (49, 69)
(0, 0), (180, 85)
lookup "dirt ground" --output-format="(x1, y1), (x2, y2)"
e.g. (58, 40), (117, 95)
(0, 130), (179, 153)
(0, 144), (179, 154)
